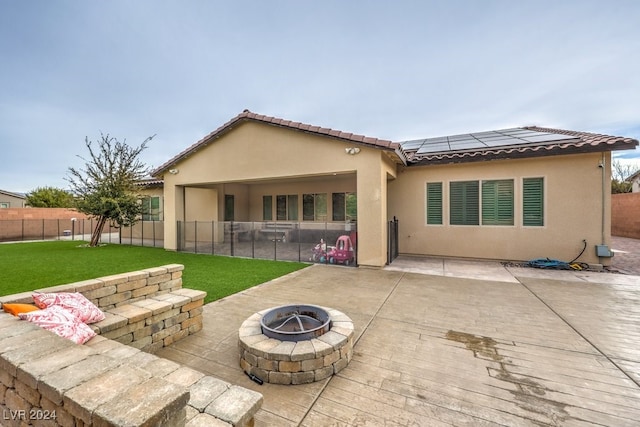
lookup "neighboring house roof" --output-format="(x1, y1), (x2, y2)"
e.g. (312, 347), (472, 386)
(0, 189), (26, 199)
(152, 110), (400, 176)
(627, 169), (640, 182)
(152, 110), (640, 175)
(135, 178), (164, 188)
(399, 126), (639, 165)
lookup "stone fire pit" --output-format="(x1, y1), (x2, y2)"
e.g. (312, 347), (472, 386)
(238, 305), (354, 385)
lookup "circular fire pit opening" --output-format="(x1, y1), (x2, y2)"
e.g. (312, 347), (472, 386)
(260, 305), (331, 342)
(239, 305), (354, 385)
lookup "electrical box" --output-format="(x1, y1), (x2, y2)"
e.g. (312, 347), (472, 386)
(595, 245), (614, 258)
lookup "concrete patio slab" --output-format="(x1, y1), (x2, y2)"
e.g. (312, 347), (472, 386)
(157, 264), (640, 426)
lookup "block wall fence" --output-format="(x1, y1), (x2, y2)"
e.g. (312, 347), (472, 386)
(612, 193), (640, 239)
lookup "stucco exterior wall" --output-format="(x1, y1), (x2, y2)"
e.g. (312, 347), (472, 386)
(0, 192), (25, 208)
(388, 152), (612, 265)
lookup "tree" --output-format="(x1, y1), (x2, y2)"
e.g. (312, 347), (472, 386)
(611, 159), (639, 193)
(26, 186), (74, 208)
(66, 133), (154, 246)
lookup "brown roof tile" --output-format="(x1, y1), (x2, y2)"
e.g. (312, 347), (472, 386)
(134, 178), (164, 187)
(524, 126), (638, 147)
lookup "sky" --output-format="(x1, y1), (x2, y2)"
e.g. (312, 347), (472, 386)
(2, 0), (640, 193)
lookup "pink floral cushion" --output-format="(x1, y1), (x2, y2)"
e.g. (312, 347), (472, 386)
(19, 305), (97, 345)
(32, 292), (105, 324)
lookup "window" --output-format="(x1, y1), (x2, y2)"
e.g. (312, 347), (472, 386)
(276, 194), (298, 220)
(141, 196), (162, 221)
(482, 179), (514, 226)
(523, 177), (544, 226)
(450, 181), (479, 225)
(426, 182), (443, 225)
(288, 195), (298, 220)
(262, 195), (272, 221)
(224, 195), (234, 221)
(332, 192), (357, 221)
(303, 193), (327, 221)
(0, 202), (9, 208)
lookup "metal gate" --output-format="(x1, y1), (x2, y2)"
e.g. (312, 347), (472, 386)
(387, 216), (399, 264)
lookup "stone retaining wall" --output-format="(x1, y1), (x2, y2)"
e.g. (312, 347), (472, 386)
(1, 264), (202, 354)
(0, 265), (263, 426)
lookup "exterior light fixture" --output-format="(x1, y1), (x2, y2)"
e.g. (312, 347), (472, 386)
(168, 169), (179, 175)
(345, 147), (361, 155)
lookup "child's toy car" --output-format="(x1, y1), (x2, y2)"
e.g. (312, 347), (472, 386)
(327, 235), (355, 265)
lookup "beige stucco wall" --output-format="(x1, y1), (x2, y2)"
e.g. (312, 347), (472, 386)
(0, 193), (26, 208)
(388, 152), (612, 265)
(159, 121), (397, 267)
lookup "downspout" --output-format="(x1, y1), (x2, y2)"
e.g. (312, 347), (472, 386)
(595, 152), (614, 259)
(601, 152), (606, 245)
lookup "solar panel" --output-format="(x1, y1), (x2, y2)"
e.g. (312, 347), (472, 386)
(447, 134), (476, 142)
(426, 137), (449, 143)
(399, 140), (425, 149)
(399, 127), (580, 155)
(449, 141), (483, 149)
(416, 142), (450, 154)
(521, 134), (576, 143)
(448, 137), (477, 145)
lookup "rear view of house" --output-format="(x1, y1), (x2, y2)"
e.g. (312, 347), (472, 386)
(152, 110), (638, 268)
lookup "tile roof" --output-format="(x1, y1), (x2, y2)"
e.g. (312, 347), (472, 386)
(0, 189), (26, 199)
(400, 126), (639, 165)
(152, 110), (399, 176)
(151, 110), (639, 176)
(134, 178), (164, 187)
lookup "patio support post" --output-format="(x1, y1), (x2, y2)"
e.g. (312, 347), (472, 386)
(355, 162), (390, 267)
(161, 183), (182, 251)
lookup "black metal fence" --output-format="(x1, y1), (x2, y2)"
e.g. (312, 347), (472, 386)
(387, 217), (399, 264)
(119, 220), (164, 247)
(0, 218), (358, 265)
(0, 219), (164, 247)
(177, 221), (358, 265)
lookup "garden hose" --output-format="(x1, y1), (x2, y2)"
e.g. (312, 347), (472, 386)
(527, 239), (589, 270)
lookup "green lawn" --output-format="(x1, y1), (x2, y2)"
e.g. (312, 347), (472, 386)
(0, 241), (308, 304)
